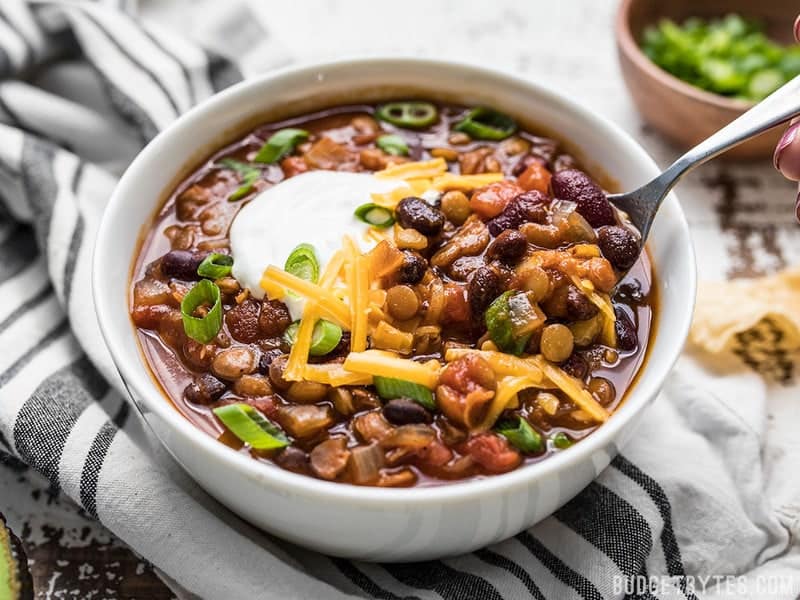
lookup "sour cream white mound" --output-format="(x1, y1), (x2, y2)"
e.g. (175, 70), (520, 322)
(230, 171), (407, 318)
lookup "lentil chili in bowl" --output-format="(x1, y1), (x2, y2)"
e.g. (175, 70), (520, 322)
(130, 100), (655, 488)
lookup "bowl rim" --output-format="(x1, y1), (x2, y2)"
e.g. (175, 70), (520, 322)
(93, 57), (696, 507)
(615, 0), (755, 113)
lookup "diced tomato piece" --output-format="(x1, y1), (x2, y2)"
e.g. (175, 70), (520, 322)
(465, 433), (522, 474)
(469, 181), (524, 219)
(415, 440), (453, 468)
(441, 283), (471, 324)
(281, 155), (309, 178)
(517, 161), (552, 195)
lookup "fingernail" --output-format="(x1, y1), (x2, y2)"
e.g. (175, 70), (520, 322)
(774, 122), (800, 171)
(795, 15), (800, 42)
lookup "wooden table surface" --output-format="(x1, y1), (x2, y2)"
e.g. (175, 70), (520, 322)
(2, 0), (797, 597)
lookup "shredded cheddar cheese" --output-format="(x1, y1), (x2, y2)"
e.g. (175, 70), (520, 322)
(431, 172), (504, 191)
(477, 375), (541, 431)
(344, 350), (441, 388)
(261, 266), (351, 327)
(375, 158), (447, 180)
(303, 364), (373, 386)
(444, 349), (544, 382)
(530, 356), (609, 423)
(284, 300), (319, 381)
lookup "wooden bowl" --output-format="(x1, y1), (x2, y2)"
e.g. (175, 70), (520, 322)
(616, 0), (797, 160)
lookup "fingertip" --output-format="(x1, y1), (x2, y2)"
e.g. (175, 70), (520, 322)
(795, 15), (800, 42)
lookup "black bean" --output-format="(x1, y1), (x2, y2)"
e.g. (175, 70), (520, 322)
(395, 197), (445, 236)
(486, 230), (527, 264)
(160, 250), (206, 280)
(561, 353), (589, 381)
(598, 226), (640, 271)
(565, 285), (599, 321)
(467, 265), (502, 315)
(383, 398), (432, 425)
(184, 373), (226, 405)
(258, 348), (284, 375)
(486, 191), (548, 236)
(615, 281), (645, 304)
(551, 169), (615, 227)
(614, 307), (638, 351)
(398, 251), (427, 284)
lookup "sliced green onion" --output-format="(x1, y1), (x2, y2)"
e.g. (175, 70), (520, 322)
(495, 417), (543, 453)
(213, 403), (289, 450)
(180, 279), (222, 343)
(197, 253), (233, 279)
(284, 318), (343, 356)
(455, 107), (517, 140)
(376, 134), (409, 156)
(219, 158), (261, 202)
(552, 432), (573, 449)
(284, 243), (319, 283)
(354, 203), (395, 228)
(373, 376), (436, 411)
(485, 291), (530, 356)
(376, 102), (438, 128)
(254, 128), (309, 164)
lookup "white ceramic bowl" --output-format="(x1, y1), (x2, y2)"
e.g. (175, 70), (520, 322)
(94, 58), (696, 561)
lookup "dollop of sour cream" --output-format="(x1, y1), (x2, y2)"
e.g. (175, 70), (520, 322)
(230, 171), (407, 319)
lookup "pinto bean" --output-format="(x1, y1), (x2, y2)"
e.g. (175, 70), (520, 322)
(176, 184), (210, 221)
(232, 374), (272, 397)
(279, 405), (334, 439)
(268, 354), (292, 390)
(211, 347), (258, 381)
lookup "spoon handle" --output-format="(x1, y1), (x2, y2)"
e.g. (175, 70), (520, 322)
(614, 74), (800, 239)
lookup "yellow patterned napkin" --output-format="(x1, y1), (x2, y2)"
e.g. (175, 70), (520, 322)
(690, 267), (800, 383)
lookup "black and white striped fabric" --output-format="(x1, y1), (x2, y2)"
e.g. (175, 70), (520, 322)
(0, 2), (797, 598)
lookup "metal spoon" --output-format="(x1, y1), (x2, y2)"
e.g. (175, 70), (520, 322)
(609, 75), (800, 245)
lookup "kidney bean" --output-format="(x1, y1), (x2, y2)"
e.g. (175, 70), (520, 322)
(565, 285), (599, 321)
(486, 230), (527, 264)
(598, 225), (640, 271)
(486, 191), (549, 236)
(551, 169), (615, 227)
(160, 250), (206, 280)
(383, 398), (432, 425)
(552, 154), (577, 172)
(395, 197), (445, 236)
(467, 265), (501, 315)
(398, 251), (427, 284)
(258, 299), (291, 336)
(184, 373), (226, 405)
(614, 307), (638, 351)
(268, 354), (292, 390)
(225, 299), (261, 343)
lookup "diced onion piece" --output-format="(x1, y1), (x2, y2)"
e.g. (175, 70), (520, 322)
(213, 404), (289, 450)
(530, 356), (609, 423)
(373, 376), (436, 410)
(261, 266), (350, 327)
(431, 172), (504, 191)
(180, 279), (222, 343)
(376, 158), (447, 180)
(344, 350), (441, 389)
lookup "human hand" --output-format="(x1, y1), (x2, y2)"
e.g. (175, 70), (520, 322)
(772, 16), (800, 220)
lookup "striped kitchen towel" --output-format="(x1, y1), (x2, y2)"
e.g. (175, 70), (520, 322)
(0, 1), (798, 598)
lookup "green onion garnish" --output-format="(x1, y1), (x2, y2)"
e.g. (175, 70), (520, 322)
(552, 432), (573, 449)
(495, 417), (543, 453)
(180, 279), (222, 343)
(284, 318), (343, 356)
(354, 203), (395, 228)
(376, 134), (409, 156)
(376, 102), (438, 128)
(197, 253), (233, 279)
(219, 158), (261, 202)
(455, 107), (517, 141)
(485, 291), (530, 356)
(213, 403), (289, 450)
(373, 376), (436, 411)
(284, 243), (319, 284)
(254, 128), (309, 164)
